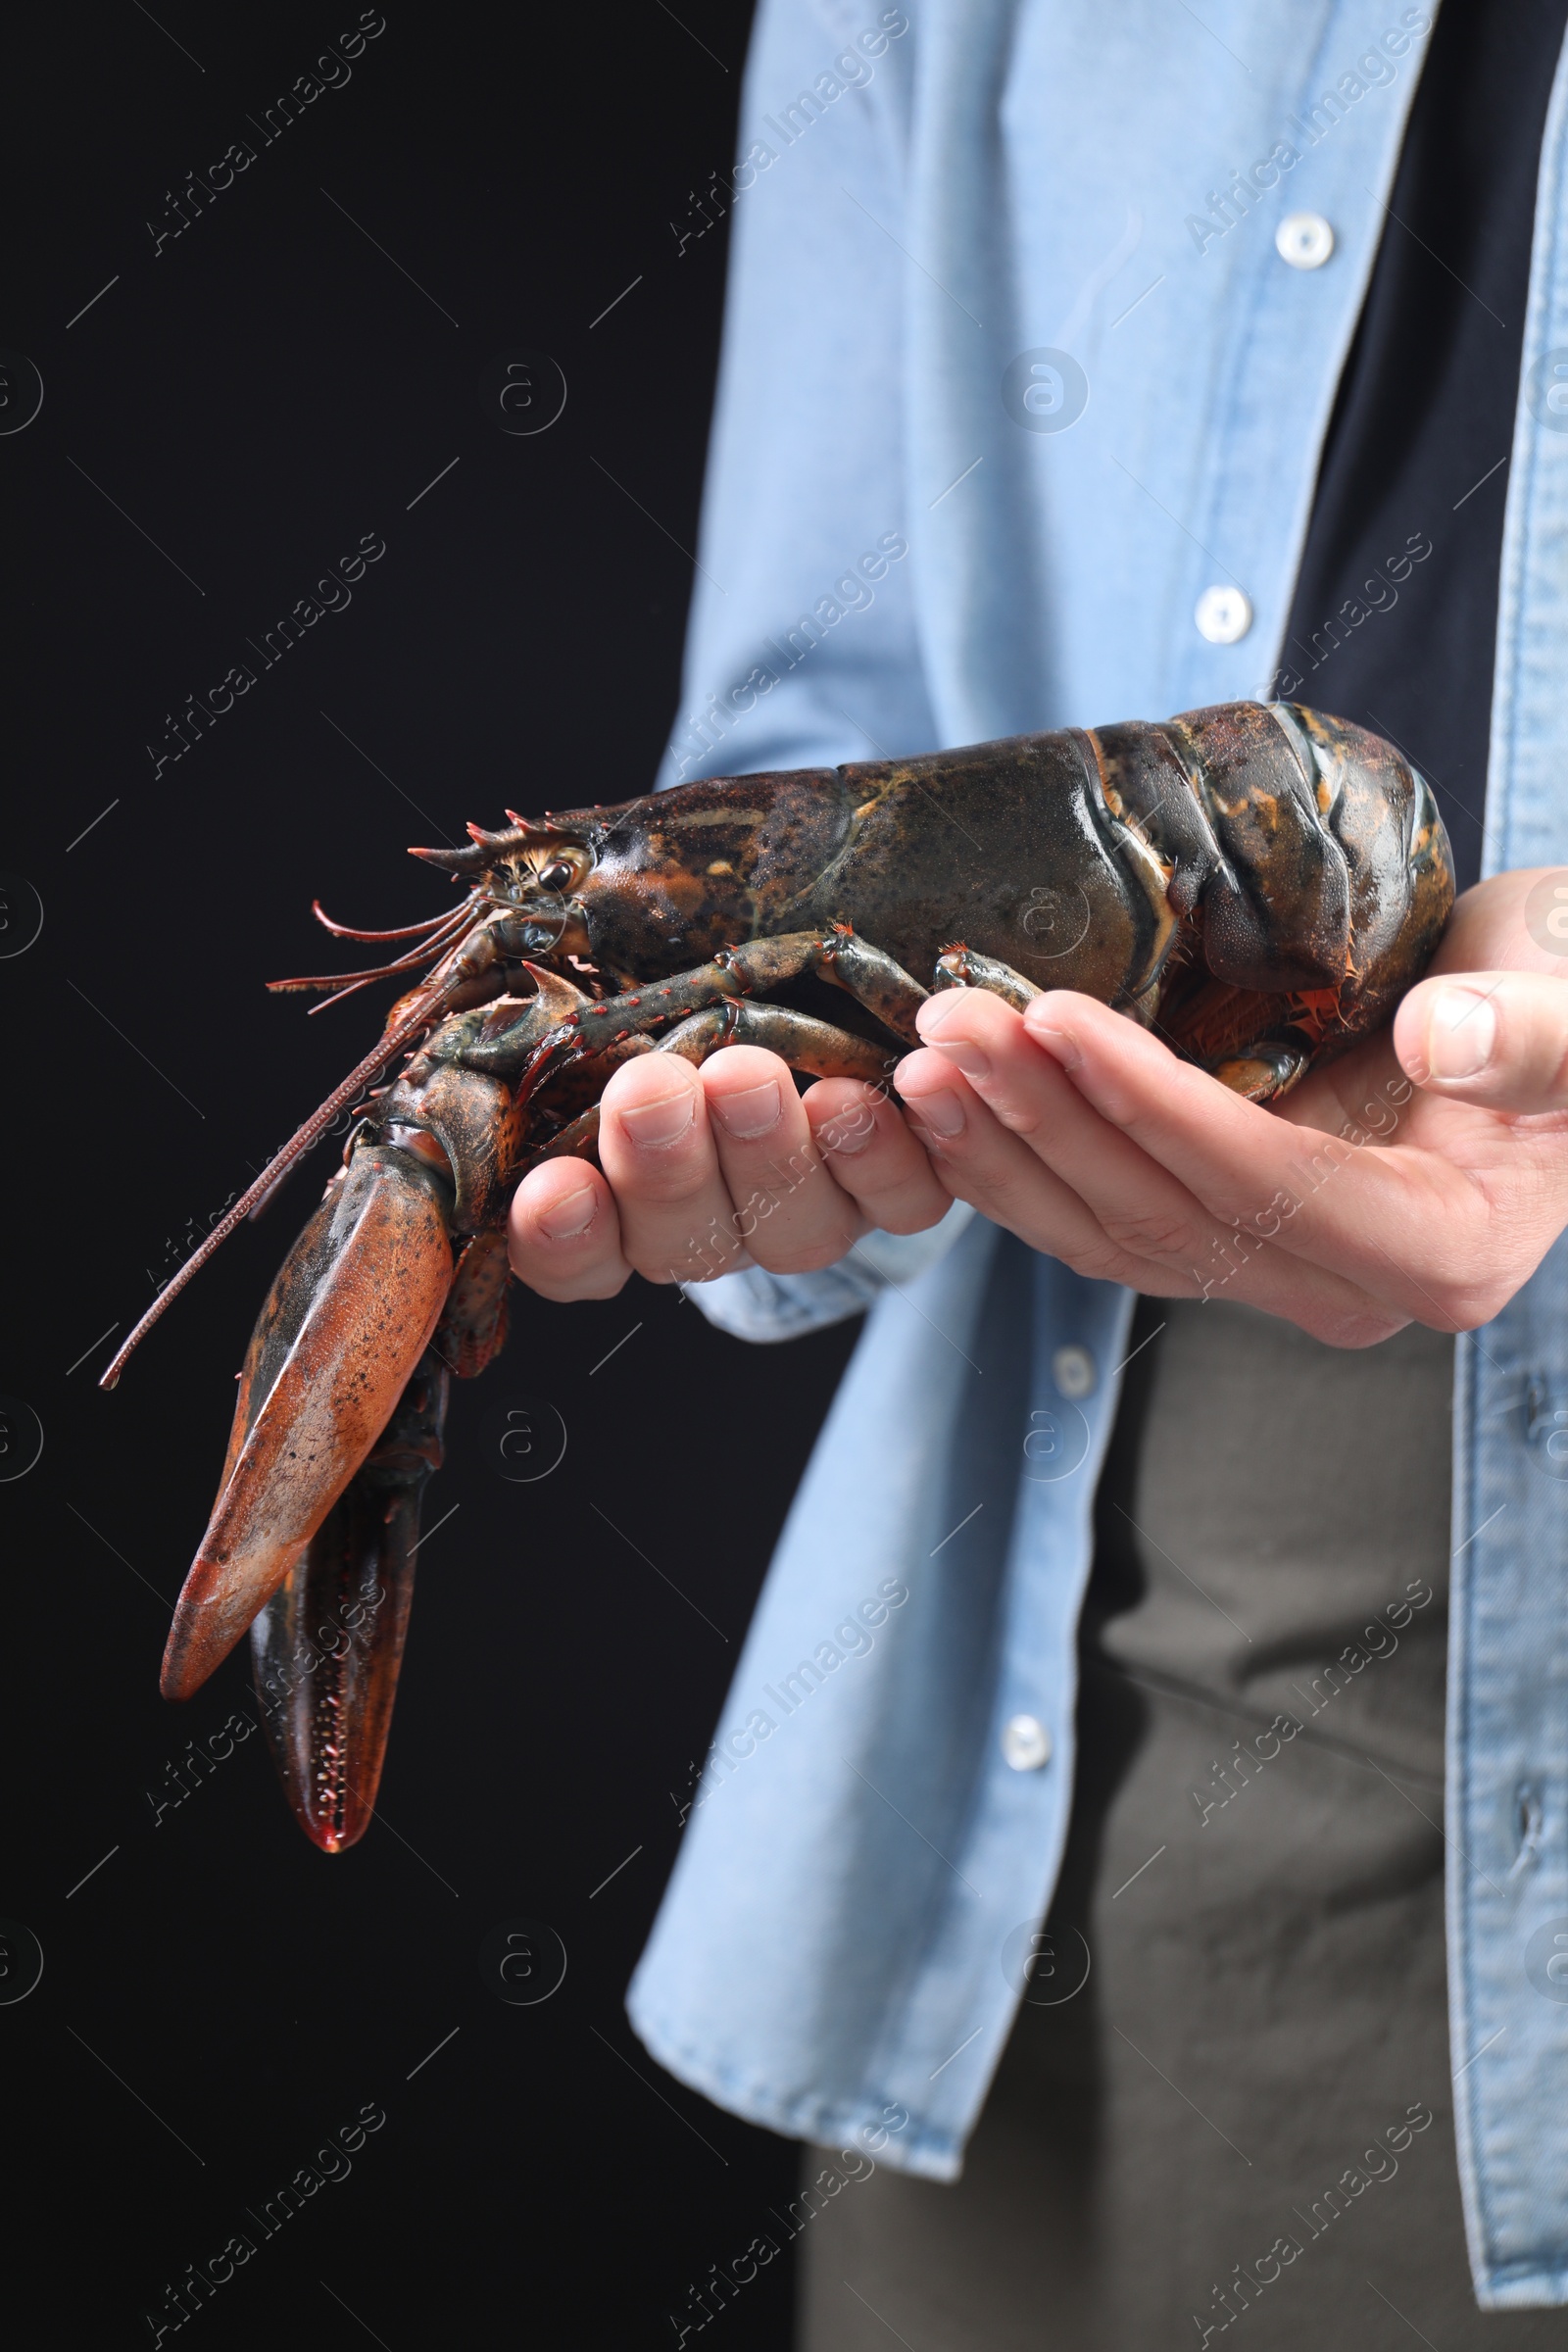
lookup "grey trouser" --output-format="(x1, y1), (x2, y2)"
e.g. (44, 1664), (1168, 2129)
(801, 1301), (1558, 2350)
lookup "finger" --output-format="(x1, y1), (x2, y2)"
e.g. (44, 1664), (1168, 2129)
(1428, 867), (1568, 980)
(699, 1046), (866, 1272)
(893, 1044), (1203, 1291)
(1395, 970), (1568, 1112)
(909, 992), (1390, 1333)
(508, 1157), (630, 1300)
(597, 1053), (744, 1285)
(915, 990), (1231, 1285)
(802, 1078), (951, 1235)
(1018, 991), (1448, 1312)
(906, 1000), (1185, 1282)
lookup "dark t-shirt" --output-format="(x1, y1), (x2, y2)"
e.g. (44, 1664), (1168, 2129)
(1280, 0), (1568, 895)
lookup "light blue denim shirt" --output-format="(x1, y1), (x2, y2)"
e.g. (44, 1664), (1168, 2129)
(625, 0), (1568, 2308)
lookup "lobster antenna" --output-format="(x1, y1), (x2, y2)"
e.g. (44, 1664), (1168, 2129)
(311, 899), (466, 943)
(100, 972), (461, 1392)
(268, 904), (475, 1002)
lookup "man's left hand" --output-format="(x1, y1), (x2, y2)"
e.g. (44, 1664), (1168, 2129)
(892, 867), (1568, 1347)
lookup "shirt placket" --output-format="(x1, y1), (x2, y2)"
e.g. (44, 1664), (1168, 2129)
(1171, 5), (1434, 716)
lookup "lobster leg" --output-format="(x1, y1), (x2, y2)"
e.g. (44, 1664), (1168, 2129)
(161, 1143), (456, 1703)
(656, 1001), (898, 1080)
(1200, 1039), (1312, 1102)
(522, 927), (933, 1093)
(933, 944), (1042, 1012)
(934, 942), (1309, 1102)
(537, 1003), (902, 1165)
(250, 1347), (448, 1853)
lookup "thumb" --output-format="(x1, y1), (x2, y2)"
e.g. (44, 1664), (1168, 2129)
(1395, 970), (1568, 1111)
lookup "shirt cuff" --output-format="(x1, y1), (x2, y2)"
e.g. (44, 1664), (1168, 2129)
(681, 1201), (978, 1343)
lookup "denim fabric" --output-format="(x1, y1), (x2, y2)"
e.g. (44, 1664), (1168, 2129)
(625, 0), (1568, 2306)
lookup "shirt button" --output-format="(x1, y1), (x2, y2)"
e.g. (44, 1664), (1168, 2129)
(1195, 584), (1252, 644)
(1275, 212), (1335, 270)
(1002, 1714), (1053, 1771)
(1053, 1344), (1097, 1399)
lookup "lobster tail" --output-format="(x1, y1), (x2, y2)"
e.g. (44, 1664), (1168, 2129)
(1088, 701), (1354, 994)
(1274, 702), (1454, 1038)
(1085, 700), (1452, 1073)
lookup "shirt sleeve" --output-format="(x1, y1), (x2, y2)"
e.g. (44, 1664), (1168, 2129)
(684, 1201), (977, 1342)
(660, 1), (968, 1342)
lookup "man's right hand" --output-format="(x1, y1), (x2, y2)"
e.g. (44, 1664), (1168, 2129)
(506, 1044), (950, 1300)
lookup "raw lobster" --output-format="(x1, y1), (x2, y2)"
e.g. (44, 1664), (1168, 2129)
(102, 701), (1453, 1850)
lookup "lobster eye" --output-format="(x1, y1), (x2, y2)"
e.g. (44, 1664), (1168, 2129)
(538, 859), (574, 895)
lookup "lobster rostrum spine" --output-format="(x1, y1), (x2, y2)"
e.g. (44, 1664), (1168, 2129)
(104, 703), (1453, 1850)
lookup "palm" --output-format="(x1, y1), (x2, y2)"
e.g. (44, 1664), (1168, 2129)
(889, 866), (1568, 1347)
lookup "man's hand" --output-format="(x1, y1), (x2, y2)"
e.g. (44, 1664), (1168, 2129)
(507, 1043), (949, 1300)
(509, 869), (1568, 1337)
(890, 868), (1568, 1347)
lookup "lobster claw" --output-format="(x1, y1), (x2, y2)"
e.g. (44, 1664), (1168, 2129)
(160, 1145), (455, 1703)
(245, 1224), (511, 1850)
(250, 1348), (448, 1852)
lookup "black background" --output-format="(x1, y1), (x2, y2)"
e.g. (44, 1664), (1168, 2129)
(0, 4), (880, 2342)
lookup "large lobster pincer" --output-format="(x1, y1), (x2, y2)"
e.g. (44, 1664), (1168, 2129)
(102, 700), (1454, 1851)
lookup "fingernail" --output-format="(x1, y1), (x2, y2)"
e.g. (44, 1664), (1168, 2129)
(710, 1078), (782, 1139)
(619, 1090), (697, 1148)
(930, 1036), (991, 1079)
(540, 1186), (597, 1240)
(820, 1102), (875, 1154)
(916, 992), (963, 1034)
(1429, 987), (1496, 1080)
(1027, 1015), (1081, 1071)
(911, 1089), (965, 1137)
